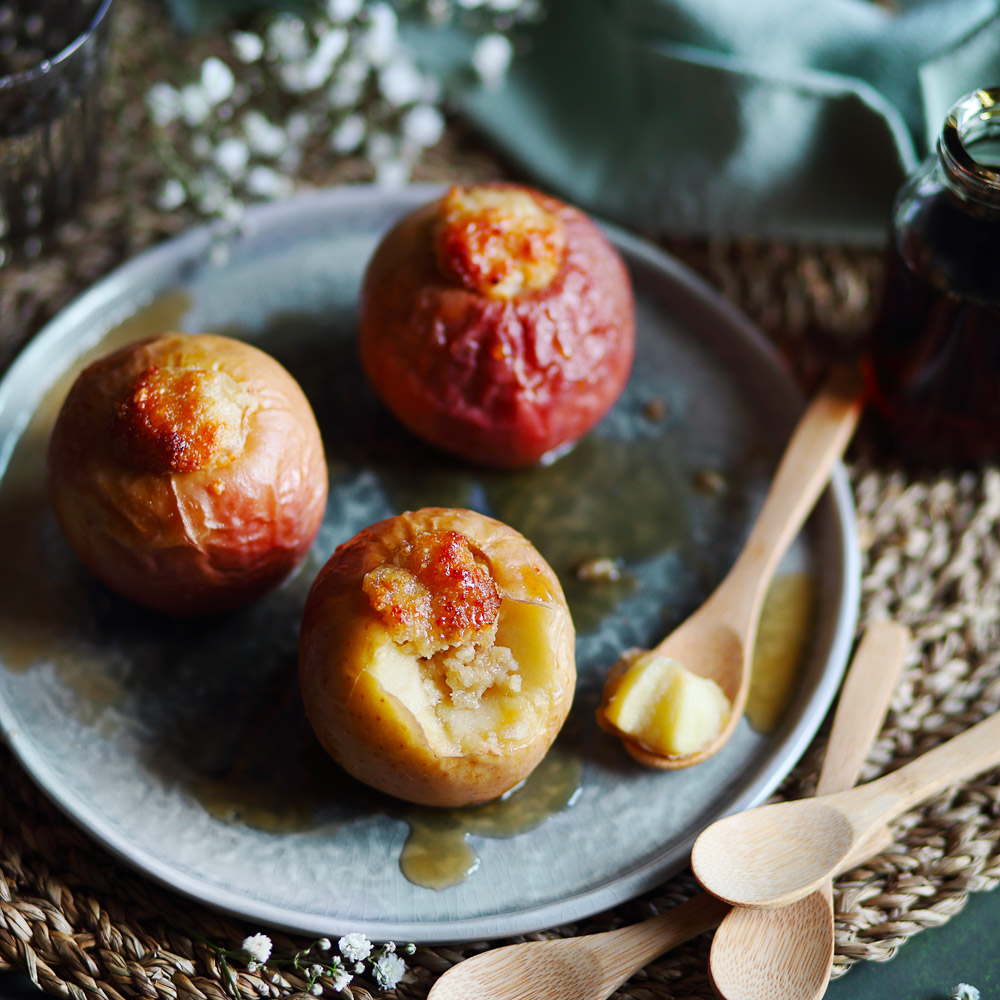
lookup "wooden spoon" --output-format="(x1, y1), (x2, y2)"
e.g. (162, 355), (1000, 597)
(424, 622), (899, 1000)
(692, 693), (1000, 909)
(605, 365), (862, 769)
(708, 621), (910, 1000)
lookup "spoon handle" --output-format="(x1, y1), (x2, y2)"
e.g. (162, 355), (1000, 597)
(711, 366), (862, 631)
(838, 703), (1000, 834)
(815, 621), (909, 797)
(590, 892), (730, 993)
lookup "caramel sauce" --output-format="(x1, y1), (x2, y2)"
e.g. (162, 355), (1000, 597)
(746, 572), (817, 733)
(399, 746), (582, 890)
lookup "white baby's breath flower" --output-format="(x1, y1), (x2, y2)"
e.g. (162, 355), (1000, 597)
(401, 103), (444, 148)
(309, 984), (322, 996)
(326, 0), (362, 21)
(952, 987), (980, 1000)
(179, 83), (212, 126)
(363, 4), (398, 66)
(201, 57), (235, 105)
(471, 32), (512, 89)
(338, 933), (372, 963)
(373, 952), (407, 990)
(247, 961), (259, 973)
(214, 137), (250, 178)
(155, 177), (186, 211)
(330, 967), (353, 992)
(231, 30), (265, 63)
(193, 169), (231, 213)
(404, 943), (416, 955)
(327, 76), (364, 109)
(245, 166), (295, 200)
(191, 134), (212, 158)
(267, 15), (310, 63)
(285, 111), (312, 145)
(146, 82), (182, 126)
(279, 63), (311, 95)
(301, 27), (349, 89)
(317, 938), (332, 952)
(380, 60), (424, 106)
(242, 934), (273, 965)
(365, 131), (396, 163)
(375, 156), (408, 188)
(353, 963), (365, 974)
(243, 111), (287, 157)
(331, 113), (365, 153)
(278, 146), (302, 172)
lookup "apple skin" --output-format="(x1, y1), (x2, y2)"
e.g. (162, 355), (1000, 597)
(47, 333), (328, 616)
(298, 507), (577, 807)
(359, 184), (635, 468)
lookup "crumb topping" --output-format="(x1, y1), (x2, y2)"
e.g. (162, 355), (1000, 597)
(363, 528), (521, 707)
(434, 186), (566, 299)
(111, 364), (249, 473)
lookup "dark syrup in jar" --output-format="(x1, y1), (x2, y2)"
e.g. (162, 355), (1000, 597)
(865, 89), (1000, 465)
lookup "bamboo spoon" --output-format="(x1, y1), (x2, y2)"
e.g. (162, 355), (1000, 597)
(424, 622), (898, 1000)
(708, 621), (910, 1000)
(606, 365), (863, 769)
(692, 693), (1000, 909)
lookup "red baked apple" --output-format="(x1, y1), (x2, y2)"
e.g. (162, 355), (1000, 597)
(298, 507), (576, 807)
(48, 333), (328, 615)
(359, 183), (635, 468)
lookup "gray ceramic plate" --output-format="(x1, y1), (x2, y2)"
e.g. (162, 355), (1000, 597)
(0, 185), (859, 944)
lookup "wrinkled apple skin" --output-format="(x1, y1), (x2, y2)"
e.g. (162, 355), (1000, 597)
(47, 333), (328, 616)
(359, 185), (636, 468)
(298, 507), (577, 807)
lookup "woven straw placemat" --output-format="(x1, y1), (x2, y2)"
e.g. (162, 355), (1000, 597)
(3, 2), (1000, 998)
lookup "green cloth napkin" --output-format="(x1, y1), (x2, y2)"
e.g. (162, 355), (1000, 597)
(457, 0), (1000, 243)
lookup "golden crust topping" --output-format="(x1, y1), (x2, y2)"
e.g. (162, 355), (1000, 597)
(111, 364), (249, 473)
(363, 528), (502, 655)
(434, 186), (566, 299)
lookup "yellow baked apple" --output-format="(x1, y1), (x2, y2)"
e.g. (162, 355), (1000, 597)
(297, 507), (576, 807)
(47, 333), (328, 615)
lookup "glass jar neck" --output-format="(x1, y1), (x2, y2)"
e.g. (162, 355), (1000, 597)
(939, 87), (1000, 208)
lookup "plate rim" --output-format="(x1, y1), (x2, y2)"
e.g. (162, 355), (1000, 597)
(0, 183), (860, 943)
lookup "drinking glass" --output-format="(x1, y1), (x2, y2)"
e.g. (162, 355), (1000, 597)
(0, 0), (114, 263)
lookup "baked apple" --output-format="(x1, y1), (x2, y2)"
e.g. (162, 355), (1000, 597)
(48, 333), (328, 615)
(359, 183), (635, 468)
(297, 507), (576, 806)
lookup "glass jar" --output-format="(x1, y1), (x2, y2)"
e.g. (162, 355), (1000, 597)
(864, 87), (1000, 465)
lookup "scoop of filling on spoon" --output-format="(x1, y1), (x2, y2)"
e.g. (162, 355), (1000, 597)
(600, 651), (732, 757)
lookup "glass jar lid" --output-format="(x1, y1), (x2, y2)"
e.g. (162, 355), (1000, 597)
(939, 87), (1000, 205)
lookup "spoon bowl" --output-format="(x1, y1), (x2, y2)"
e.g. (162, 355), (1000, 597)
(693, 799), (855, 907)
(601, 366), (863, 769)
(708, 620), (909, 1000)
(694, 698), (1000, 909)
(709, 889), (834, 1000)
